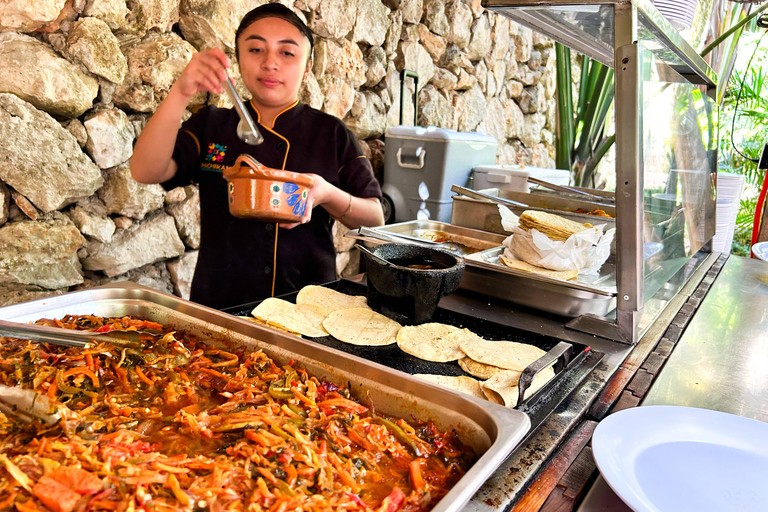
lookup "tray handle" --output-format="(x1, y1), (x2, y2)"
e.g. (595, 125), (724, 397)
(517, 341), (573, 407)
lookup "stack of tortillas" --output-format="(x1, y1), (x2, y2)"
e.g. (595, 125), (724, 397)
(499, 257), (578, 281)
(458, 335), (555, 407)
(399, 325), (556, 408)
(518, 210), (593, 242)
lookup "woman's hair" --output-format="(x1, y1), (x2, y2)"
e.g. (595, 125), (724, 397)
(235, 3), (314, 61)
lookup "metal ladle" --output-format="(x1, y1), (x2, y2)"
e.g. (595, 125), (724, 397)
(222, 75), (264, 146)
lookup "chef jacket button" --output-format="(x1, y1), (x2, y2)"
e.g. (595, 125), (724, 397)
(264, 266), (272, 275)
(276, 141), (287, 151)
(265, 223), (273, 231)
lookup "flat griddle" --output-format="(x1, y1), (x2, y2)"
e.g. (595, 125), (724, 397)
(222, 279), (604, 431)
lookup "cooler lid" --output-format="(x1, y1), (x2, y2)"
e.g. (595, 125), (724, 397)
(385, 125), (498, 144)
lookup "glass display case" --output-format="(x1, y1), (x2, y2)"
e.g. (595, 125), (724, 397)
(482, 0), (718, 343)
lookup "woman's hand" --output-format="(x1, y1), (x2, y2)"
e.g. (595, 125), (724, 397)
(278, 174), (384, 230)
(279, 174), (330, 229)
(173, 48), (231, 99)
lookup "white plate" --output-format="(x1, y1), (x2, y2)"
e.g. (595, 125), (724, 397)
(752, 241), (768, 263)
(592, 406), (768, 512)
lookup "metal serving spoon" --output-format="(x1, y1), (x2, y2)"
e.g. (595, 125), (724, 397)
(222, 75), (264, 146)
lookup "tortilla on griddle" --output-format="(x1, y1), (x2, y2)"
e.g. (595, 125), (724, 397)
(458, 356), (506, 380)
(396, 324), (475, 363)
(499, 257), (579, 281)
(296, 285), (370, 313)
(459, 338), (547, 372)
(519, 210), (592, 242)
(240, 316), (301, 337)
(323, 308), (401, 346)
(251, 298), (329, 337)
(413, 374), (486, 399)
(481, 366), (556, 407)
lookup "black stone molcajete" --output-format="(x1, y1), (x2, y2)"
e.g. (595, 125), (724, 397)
(361, 243), (465, 324)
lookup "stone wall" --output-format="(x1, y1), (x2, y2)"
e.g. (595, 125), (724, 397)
(0, 0), (556, 306)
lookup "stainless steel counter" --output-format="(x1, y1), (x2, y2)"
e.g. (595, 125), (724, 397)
(578, 255), (768, 511)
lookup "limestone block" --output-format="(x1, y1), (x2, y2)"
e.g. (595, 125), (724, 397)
(0, 94), (103, 213)
(67, 16), (128, 84)
(84, 108), (135, 169)
(167, 250), (198, 299)
(0, 0), (67, 33)
(0, 215), (86, 289)
(0, 33), (98, 118)
(82, 212), (185, 277)
(165, 185), (201, 249)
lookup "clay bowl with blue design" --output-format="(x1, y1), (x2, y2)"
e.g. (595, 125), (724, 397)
(223, 154), (315, 222)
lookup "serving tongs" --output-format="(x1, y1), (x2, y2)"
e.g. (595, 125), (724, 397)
(346, 226), (442, 248)
(0, 384), (62, 426)
(0, 318), (147, 348)
(527, 177), (607, 202)
(222, 74), (264, 146)
(451, 184), (528, 208)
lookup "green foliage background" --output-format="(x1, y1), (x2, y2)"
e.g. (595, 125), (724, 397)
(718, 31), (768, 256)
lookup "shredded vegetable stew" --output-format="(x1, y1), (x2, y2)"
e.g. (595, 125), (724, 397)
(0, 315), (476, 512)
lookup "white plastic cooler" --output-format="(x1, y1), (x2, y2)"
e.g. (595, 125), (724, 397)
(471, 165), (571, 193)
(382, 126), (497, 223)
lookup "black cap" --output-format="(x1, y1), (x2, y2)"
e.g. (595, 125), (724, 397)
(235, 3), (314, 61)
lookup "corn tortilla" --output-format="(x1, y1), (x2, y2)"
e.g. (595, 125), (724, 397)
(396, 324), (475, 363)
(322, 308), (401, 346)
(481, 366), (556, 407)
(459, 338), (547, 372)
(500, 257), (578, 281)
(458, 356), (506, 380)
(413, 374), (486, 399)
(239, 316), (301, 337)
(296, 285), (370, 313)
(251, 298), (328, 337)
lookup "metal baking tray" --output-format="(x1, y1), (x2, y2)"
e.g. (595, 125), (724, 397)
(0, 282), (530, 512)
(451, 187), (616, 241)
(464, 247), (617, 318)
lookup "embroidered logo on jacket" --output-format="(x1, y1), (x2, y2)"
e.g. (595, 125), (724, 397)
(202, 143), (227, 172)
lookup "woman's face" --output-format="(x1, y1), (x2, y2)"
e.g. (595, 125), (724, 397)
(236, 17), (311, 114)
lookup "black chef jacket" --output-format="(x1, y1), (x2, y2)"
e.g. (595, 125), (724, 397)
(162, 100), (382, 310)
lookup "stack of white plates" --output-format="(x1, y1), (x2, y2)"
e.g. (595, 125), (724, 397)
(651, 0), (698, 31)
(712, 172), (746, 253)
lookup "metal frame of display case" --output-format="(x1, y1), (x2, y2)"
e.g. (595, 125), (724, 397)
(482, 0), (718, 343)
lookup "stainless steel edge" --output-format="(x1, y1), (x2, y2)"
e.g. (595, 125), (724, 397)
(466, 248), (616, 297)
(375, 220), (508, 245)
(634, 0), (717, 87)
(459, 263), (617, 318)
(482, 1), (616, 67)
(614, 41), (643, 343)
(0, 282), (530, 512)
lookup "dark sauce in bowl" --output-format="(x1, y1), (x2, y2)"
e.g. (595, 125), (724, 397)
(386, 257), (453, 270)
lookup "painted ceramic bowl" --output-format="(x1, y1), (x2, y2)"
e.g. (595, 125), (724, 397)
(223, 154), (315, 222)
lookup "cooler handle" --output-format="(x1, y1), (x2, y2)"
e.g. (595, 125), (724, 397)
(399, 69), (419, 126)
(397, 147), (426, 169)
